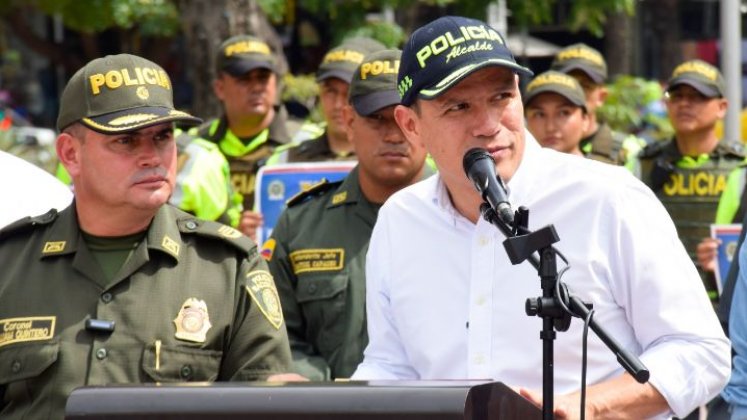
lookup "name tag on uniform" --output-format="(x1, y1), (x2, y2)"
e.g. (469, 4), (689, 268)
(289, 249), (345, 274)
(0, 316), (55, 347)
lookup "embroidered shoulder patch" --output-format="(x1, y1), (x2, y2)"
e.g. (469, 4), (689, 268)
(245, 270), (283, 329)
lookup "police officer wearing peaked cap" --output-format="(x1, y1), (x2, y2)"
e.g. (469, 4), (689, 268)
(639, 59), (746, 305)
(267, 37), (386, 165)
(185, 34), (294, 243)
(263, 48), (434, 380)
(0, 53), (292, 420)
(550, 43), (646, 171)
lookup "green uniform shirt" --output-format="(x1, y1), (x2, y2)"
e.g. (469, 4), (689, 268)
(0, 204), (291, 419)
(265, 167), (374, 380)
(580, 122), (645, 173)
(265, 165), (434, 380)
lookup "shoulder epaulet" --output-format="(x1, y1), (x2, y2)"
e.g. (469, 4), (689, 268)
(639, 141), (667, 159)
(286, 178), (341, 207)
(716, 141), (746, 159)
(177, 218), (255, 255)
(0, 208), (58, 239)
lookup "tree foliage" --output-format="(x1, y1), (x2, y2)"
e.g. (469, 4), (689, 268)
(258, 0), (635, 39)
(0, 0), (179, 37)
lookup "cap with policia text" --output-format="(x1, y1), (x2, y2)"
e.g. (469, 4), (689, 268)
(524, 71), (587, 111)
(316, 37), (386, 83)
(349, 49), (402, 116)
(57, 54), (202, 133)
(216, 35), (277, 76)
(666, 59), (725, 98)
(550, 43), (608, 84)
(398, 16), (533, 107)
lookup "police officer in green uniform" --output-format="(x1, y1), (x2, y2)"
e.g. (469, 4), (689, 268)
(187, 35), (294, 242)
(524, 70), (590, 156)
(0, 54), (292, 420)
(551, 43), (645, 171)
(267, 37), (385, 165)
(262, 49), (432, 380)
(639, 59), (745, 303)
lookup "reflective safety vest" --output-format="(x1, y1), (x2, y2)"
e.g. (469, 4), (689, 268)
(193, 107), (292, 211)
(170, 130), (241, 226)
(639, 139), (746, 262)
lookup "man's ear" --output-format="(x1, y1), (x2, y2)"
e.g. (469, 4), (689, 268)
(342, 103), (355, 142)
(56, 132), (82, 178)
(716, 97), (728, 120)
(595, 86), (608, 106)
(212, 77), (225, 100)
(394, 104), (420, 142)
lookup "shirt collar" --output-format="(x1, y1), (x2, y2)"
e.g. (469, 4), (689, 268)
(38, 203), (183, 263)
(429, 129), (541, 225)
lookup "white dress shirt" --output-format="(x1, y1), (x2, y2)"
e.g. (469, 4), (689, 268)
(0, 150), (72, 228)
(352, 133), (730, 418)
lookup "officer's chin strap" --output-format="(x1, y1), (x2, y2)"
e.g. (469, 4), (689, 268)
(480, 203), (650, 420)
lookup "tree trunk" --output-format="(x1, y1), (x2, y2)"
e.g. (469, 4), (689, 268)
(604, 9), (634, 78)
(647, 0), (681, 80)
(177, 0), (285, 119)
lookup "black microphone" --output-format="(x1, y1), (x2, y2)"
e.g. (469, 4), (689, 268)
(463, 148), (514, 225)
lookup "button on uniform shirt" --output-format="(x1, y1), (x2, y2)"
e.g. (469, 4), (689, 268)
(352, 132), (730, 419)
(0, 204), (291, 420)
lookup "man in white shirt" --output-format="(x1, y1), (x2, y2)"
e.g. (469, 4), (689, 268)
(0, 150), (72, 228)
(351, 15), (730, 419)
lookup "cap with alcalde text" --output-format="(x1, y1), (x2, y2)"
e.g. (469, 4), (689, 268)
(398, 15), (533, 106)
(666, 59), (725, 98)
(349, 49), (402, 116)
(57, 54), (201, 133)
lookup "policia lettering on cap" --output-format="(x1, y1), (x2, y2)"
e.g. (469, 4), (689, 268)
(398, 16), (532, 106)
(0, 53), (292, 420)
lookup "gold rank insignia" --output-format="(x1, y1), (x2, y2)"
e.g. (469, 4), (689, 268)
(245, 270), (283, 329)
(173, 298), (212, 343)
(161, 235), (180, 257)
(42, 241), (66, 254)
(217, 225), (242, 239)
(332, 191), (347, 205)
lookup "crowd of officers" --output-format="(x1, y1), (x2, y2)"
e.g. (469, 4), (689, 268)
(0, 20), (744, 419)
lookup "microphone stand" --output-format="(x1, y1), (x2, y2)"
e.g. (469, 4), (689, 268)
(480, 204), (649, 420)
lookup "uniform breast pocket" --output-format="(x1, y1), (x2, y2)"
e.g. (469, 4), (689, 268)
(0, 342), (59, 409)
(294, 273), (349, 354)
(141, 343), (222, 382)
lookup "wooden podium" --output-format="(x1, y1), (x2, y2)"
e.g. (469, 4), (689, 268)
(65, 380), (541, 419)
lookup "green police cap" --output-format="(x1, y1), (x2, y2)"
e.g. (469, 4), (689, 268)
(57, 54), (201, 133)
(666, 59), (725, 98)
(348, 49), (402, 116)
(551, 43), (608, 84)
(316, 37), (386, 84)
(216, 35), (277, 76)
(524, 71), (587, 111)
